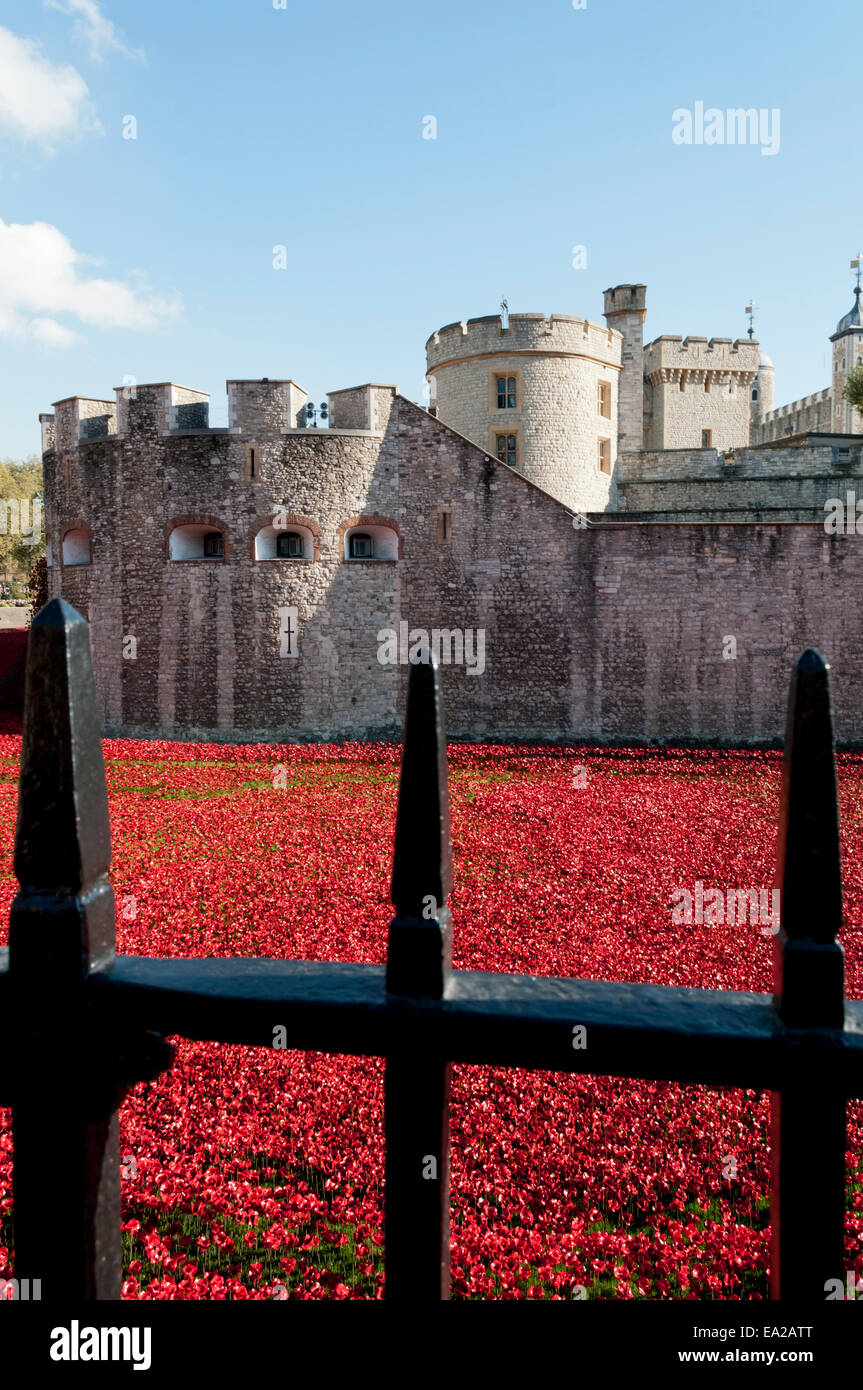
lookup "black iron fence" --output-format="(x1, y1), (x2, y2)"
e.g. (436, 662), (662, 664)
(1, 598), (861, 1300)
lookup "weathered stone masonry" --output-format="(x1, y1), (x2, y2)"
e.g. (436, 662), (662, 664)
(43, 377), (863, 746)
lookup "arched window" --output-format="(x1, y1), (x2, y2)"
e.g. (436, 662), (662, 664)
(62, 528), (91, 566)
(169, 524), (227, 560)
(349, 532), (374, 559)
(342, 521), (399, 561)
(276, 531), (304, 558)
(254, 523), (315, 560)
(751, 387), (759, 402)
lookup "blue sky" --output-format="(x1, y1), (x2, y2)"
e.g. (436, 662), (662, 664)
(0, 0), (860, 457)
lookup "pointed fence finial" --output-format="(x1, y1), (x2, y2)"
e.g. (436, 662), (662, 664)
(10, 597), (114, 976)
(770, 648), (847, 1302)
(387, 652), (453, 998)
(773, 648), (844, 1026)
(9, 598), (125, 1301)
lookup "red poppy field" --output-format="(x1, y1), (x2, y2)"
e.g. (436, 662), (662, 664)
(1, 736), (861, 1300)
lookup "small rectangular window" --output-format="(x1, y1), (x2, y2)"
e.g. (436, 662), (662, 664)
(277, 531), (303, 558)
(437, 508), (452, 543)
(598, 381), (611, 418)
(704, 377), (711, 393)
(701, 429), (712, 448)
(496, 433), (517, 468)
(598, 438), (611, 474)
(679, 375), (686, 391)
(349, 532), (373, 559)
(496, 376), (517, 409)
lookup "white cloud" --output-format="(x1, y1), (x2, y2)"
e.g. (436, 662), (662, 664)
(29, 317), (83, 348)
(0, 27), (101, 150)
(45, 0), (144, 63)
(0, 220), (181, 348)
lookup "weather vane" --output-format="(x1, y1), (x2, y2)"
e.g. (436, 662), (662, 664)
(500, 297), (509, 327)
(851, 254), (862, 292)
(745, 300), (756, 339)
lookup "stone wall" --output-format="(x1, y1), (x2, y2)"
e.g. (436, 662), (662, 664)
(752, 387), (833, 443)
(611, 443), (863, 521)
(44, 381), (404, 741)
(42, 386), (863, 746)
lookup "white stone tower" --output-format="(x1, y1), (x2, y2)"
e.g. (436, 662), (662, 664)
(425, 308), (625, 513)
(831, 282), (863, 433)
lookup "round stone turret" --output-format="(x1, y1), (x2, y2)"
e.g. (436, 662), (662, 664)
(750, 351), (775, 427)
(425, 310), (624, 512)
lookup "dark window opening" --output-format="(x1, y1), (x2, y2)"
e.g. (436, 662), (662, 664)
(203, 532), (224, 558)
(175, 402), (209, 430)
(276, 531), (303, 558)
(496, 433), (517, 468)
(496, 376), (516, 409)
(349, 532), (374, 559)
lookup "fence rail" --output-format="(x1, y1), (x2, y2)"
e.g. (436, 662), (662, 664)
(0, 598), (861, 1301)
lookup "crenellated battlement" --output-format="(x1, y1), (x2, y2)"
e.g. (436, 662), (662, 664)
(426, 312), (622, 370)
(644, 335), (760, 384)
(50, 397), (118, 451)
(603, 284), (647, 317)
(227, 379), (308, 434)
(41, 377), (400, 454)
(763, 387), (832, 421)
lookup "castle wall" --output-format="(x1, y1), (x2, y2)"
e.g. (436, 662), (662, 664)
(390, 402), (863, 744)
(45, 382), (404, 741)
(42, 390), (863, 746)
(752, 387), (833, 443)
(611, 443), (863, 521)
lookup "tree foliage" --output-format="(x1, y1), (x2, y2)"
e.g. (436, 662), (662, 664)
(28, 554), (48, 619)
(0, 456), (44, 585)
(842, 364), (863, 417)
